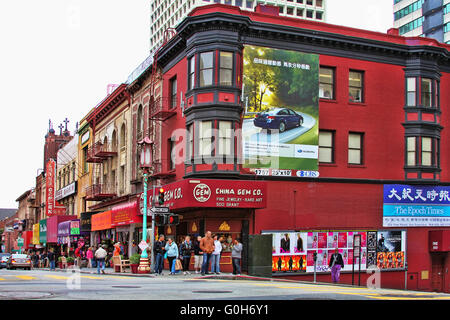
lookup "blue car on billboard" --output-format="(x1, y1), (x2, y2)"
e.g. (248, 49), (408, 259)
(253, 108), (304, 133)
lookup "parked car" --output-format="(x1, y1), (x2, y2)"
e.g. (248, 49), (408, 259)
(0, 253), (11, 269)
(6, 254), (32, 270)
(253, 107), (304, 132)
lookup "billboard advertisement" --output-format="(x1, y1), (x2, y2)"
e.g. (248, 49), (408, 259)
(242, 45), (319, 178)
(383, 184), (450, 227)
(263, 230), (406, 274)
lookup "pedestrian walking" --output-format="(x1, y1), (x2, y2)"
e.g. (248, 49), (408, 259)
(231, 238), (243, 275)
(153, 235), (166, 275)
(329, 248), (344, 283)
(74, 245), (83, 269)
(179, 235), (193, 275)
(193, 235), (203, 274)
(48, 248), (56, 271)
(164, 238), (179, 275)
(200, 231), (215, 276)
(86, 247), (94, 268)
(40, 250), (47, 268)
(95, 244), (108, 274)
(210, 235), (222, 274)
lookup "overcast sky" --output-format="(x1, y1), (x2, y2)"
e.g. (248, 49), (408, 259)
(0, 0), (393, 209)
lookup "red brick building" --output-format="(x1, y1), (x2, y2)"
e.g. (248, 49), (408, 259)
(125, 4), (450, 291)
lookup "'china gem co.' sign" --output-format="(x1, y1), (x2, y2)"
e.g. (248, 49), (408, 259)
(142, 179), (267, 211)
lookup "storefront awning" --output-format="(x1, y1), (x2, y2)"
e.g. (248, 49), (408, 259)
(91, 210), (112, 231)
(46, 215), (77, 243)
(111, 201), (142, 227)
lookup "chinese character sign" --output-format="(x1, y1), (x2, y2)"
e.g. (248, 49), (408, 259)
(45, 159), (56, 217)
(383, 185), (450, 227)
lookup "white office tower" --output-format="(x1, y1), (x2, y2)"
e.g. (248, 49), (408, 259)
(150, 0), (327, 53)
(393, 0), (450, 44)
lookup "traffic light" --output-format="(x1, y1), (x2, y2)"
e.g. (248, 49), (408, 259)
(168, 214), (179, 225)
(158, 187), (165, 205)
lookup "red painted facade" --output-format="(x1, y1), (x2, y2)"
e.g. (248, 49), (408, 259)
(126, 4), (450, 290)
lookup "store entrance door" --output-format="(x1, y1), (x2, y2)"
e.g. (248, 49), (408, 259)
(431, 253), (446, 292)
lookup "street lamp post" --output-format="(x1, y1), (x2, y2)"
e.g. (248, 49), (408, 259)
(137, 136), (153, 274)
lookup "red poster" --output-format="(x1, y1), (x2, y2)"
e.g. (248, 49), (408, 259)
(318, 232), (327, 248)
(338, 232), (347, 248)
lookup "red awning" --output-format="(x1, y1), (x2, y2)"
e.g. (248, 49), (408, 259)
(111, 201), (142, 227)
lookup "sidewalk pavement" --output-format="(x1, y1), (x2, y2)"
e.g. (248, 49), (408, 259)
(35, 266), (246, 279)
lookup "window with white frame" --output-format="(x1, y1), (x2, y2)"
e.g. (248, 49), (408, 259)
(406, 77), (416, 106)
(319, 130), (334, 163)
(348, 132), (363, 165)
(199, 121), (213, 157)
(218, 121), (232, 155)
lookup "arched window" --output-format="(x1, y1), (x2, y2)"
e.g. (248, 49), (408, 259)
(111, 130), (117, 152)
(120, 123), (126, 151)
(137, 105), (143, 137)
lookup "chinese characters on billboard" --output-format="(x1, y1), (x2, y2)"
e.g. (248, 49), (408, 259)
(242, 45), (319, 178)
(263, 230), (406, 274)
(383, 184), (450, 227)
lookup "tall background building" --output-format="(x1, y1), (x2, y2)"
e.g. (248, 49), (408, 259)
(150, 0), (326, 53)
(393, 0), (450, 44)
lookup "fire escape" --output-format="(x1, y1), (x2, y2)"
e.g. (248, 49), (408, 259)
(85, 140), (118, 201)
(147, 28), (177, 180)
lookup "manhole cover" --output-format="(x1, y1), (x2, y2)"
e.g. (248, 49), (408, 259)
(111, 286), (141, 289)
(192, 290), (233, 294)
(0, 291), (53, 299)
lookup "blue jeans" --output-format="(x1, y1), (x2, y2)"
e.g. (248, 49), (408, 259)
(49, 260), (55, 271)
(201, 253), (212, 274)
(154, 253), (164, 274)
(97, 258), (105, 274)
(210, 254), (220, 273)
(232, 258), (241, 275)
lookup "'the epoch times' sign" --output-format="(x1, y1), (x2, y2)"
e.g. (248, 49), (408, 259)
(383, 184), (450, 227)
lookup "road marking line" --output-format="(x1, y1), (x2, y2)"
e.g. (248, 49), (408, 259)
(16, 275), (36, 280)
(45, 275), (69, 280)
(80, 276), (104, 280)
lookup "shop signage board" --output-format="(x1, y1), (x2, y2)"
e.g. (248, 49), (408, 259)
(45, 159), (66, 216)
(32, 224), (40, 245)
(39, 219), (47, 244)
(55, 182), (77, 201)
(383, 184), (450, 227)
(241, 45), (319, 177)
(142, 179), (267, 212)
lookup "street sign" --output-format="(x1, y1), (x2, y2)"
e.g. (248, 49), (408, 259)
(17, 237), (24, 246)
(138, 241), (149, 251)
(151, 206), (170, 214)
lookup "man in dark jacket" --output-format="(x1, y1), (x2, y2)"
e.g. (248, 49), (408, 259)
(47, 248), (56, 271)
(153, 234), (166, 275)
(328, 248), (345, 283)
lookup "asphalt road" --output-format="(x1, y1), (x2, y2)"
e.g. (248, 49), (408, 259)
(0, 268), (449, 301)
